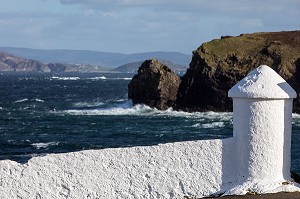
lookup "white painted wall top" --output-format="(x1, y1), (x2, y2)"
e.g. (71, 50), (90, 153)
(228, 65), (297, 99)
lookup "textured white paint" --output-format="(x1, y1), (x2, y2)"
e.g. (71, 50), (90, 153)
(0, 139), (236, 198)
(226, 65), (300, 195)
(228, 65), (297, 99)
(233, 99), (292, 181)
(1, 65), (300, 198)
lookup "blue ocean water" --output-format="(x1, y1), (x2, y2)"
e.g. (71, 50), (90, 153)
(0, 72), (299, 174)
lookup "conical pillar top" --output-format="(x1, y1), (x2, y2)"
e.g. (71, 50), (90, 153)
(228, 65), (296, 99)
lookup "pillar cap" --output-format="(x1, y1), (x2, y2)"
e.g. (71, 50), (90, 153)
(228, 65), (297, 99)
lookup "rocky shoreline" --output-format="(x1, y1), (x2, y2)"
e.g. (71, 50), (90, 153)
(128, 59), (181, 110)
(129, 30), (300, 113)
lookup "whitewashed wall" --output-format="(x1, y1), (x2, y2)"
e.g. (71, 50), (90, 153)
(0, 139), (235, 198)
(1, 65), (300, 198)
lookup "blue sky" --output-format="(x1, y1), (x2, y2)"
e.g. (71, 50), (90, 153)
(0, 0), (299, 54)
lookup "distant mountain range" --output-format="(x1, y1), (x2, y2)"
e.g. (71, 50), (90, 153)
(112, 60), (188, 73)
(0, 47), (191, 69)
(0, 51), (111, 73)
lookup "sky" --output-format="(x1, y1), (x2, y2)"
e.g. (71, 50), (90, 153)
(0, 0), (299, 54)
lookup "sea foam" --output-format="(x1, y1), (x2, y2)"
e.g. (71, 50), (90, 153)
(51, 77), (80, 80)
(60, 100), (233, 120)
(14, 98), (29, 103)
(31, 142), (59, 149)
(88, 77), (132, 81)
(73, 102), (105, 108)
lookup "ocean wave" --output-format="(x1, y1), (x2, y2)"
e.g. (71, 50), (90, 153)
(292, 114), (300, 126)
(88, 77), (132, 81)
(50, 76), (131, 81)
(34, 98), (45, 102)
(58, 100), (233, 120)
(51, 76), (80, 80)
(89, 76), (107, 80)
(13, 98), (45, 103)
(63, 101), (149, 116)
(293, 113), (300, 118)
(31, 141), (59, 149)
(119, 78), (132, 80)
(73, 101), (105, 108)
(14, 98), (29, 103)
(192, 122), (225, 128)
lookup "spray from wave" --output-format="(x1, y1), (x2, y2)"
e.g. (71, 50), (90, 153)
(58, 100), (233, 120)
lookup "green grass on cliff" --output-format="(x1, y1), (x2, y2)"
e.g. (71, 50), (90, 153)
(199, 35), (264, 58)
(194, 31), (300, 77)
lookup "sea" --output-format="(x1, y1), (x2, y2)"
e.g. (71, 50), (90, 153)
(0, 72), (299, 174)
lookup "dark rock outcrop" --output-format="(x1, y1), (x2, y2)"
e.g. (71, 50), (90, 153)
(175, 31), (300, 112)
(47, 63), (67, 73)
(129, 31), (300, 113)
(128, 59), (181, 110)
(113, 60), (188, 73)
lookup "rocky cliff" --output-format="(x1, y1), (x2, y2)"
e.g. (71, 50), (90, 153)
(0, 51), (89, 73)
(129, 31), (300, 113)
(175, 30), (300, 112)
(128, 59), (181, 110)
(0, 51), (50, 72)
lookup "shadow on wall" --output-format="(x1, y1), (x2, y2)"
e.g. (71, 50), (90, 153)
(220, 138), (237, 195)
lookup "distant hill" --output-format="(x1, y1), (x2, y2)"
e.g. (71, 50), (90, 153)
(112, 61), (143, 73)
(0, 51), (50, 72)
(0, 51), (108, 73)
(112, 60), (188, 73)
(0, 47), (191, 68)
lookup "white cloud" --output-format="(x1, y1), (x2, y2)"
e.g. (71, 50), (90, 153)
(1, 0), (299, 53)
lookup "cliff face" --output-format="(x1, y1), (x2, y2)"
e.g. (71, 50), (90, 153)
(0, 51), (75, 73)
(0, 51), (50, 72)
(175, 31), (300, 112)
(128, 59), (181, 110)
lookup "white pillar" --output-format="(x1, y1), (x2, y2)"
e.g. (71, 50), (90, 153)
(228, 65), (296, 183)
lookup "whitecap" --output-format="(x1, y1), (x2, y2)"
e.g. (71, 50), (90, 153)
(192, 123), (201, 127)
(31, 141), (59, 149)
(61, 101), (153, 116)
(120, 78), (132, 80)
(191, 122), (226, 128)
(88, 76), (107, 80)
(201, 122), (225, 128)
(292, 113), (300, 126)
(34, 98), (45, 103)
(51, 77), (80, 80)
(115, 99), (128, 102)
(73, 101), (105, 108)
(58, 101), (233, 120)
(88, 77), (132, 81)
(293, 113), (300, 118)
(14, 98), (29, 103)
(111, 77), (132, 80)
